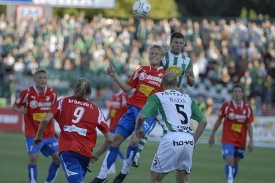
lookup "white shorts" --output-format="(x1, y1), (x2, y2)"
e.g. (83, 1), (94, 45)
(151, 132), (194, 174)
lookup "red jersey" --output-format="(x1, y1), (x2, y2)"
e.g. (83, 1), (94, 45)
(15, 85), (57, 138)
(218, 100), (254, 148)
(50, 96), (110, 158)
(127, 66), (166, 109)
(107, 90), (128, 131)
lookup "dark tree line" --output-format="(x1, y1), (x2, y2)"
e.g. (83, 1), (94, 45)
(175, 0), (275, 17)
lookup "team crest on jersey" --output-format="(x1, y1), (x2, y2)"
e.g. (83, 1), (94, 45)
(166, 65), (183, 77)
(228, 112), (235, 120)
(30, 100), (38, 108)
(243, 110), (246, 115)
(46, 96), (50, 101)
(158, 73), (164, 77)
(139, 72), (147, 80)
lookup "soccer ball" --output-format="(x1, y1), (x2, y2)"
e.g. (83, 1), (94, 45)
(133, 0), (151, 18)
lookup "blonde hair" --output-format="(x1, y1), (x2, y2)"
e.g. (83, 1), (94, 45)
(74, 78), (92, 99)
(149, 44), (165, 57)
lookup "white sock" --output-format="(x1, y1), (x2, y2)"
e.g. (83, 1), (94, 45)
(227, 165), (234, 183)
(97, 152), (109, 179)
(121, 157), (132, 174)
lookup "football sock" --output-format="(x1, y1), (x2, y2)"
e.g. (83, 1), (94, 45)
(134, 135), (149, 162)
(117, 149), (125, 163)
(225, 165), (233, 182)
(45, 162), (59, 183)
(137, 135), (149, 153)
(233, 166), (239, 179)
(28, 164), (37, 183)
(121, 145), (138, 174)
(98, 146), (119, 179)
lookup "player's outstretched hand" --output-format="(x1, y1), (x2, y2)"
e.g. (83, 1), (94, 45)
(208, 135), (215, 147)
(185, 67), (193, 77)
(106, 64), (116, 76)
(33, 136), (43, 147)
(90, 153), (100, 163)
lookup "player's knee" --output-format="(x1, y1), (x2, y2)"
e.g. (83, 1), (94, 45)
(130, 134), (140, 146)
(150, 177), (161, 183)
(29, 154), (38, 164)
(233, 158), (241, 166)
(112, 133), (125, 147)
(52, 153), (60, 165)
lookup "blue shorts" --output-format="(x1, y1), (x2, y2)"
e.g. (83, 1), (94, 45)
(222, 143), (245, 159)
(116, 105), (156, 139)
(26, 137), (58, 157)
(60, 151), (90, 183)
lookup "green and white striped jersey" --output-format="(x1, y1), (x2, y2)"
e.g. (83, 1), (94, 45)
(161, 51), (194, 87)
(140, 89), (205, 135)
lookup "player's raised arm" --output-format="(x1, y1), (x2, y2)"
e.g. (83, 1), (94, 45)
(106, 64), (132, 93)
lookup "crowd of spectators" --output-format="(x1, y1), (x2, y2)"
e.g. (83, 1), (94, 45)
(0, 13), (274, 111)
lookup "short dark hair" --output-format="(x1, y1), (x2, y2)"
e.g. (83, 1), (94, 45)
(34, 69), (47, 77)
(170, 32), (184, 42)
(233, 83), (244, 92)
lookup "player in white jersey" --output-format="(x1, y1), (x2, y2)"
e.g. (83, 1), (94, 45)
(133, 32), (195, 175)
(135, 72), (207, 183)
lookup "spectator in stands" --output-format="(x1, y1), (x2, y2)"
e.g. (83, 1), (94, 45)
(205, 97), (215, 116)
(197, 96), (207, 113)
(0, 14), (274, 111)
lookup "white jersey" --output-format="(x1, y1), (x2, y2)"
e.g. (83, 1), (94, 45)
(140, 89), (205, 135)
(161, 51), (194, 87)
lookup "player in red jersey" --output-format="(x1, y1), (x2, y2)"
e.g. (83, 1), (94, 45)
(90, 44), (166, 183)
(34, 78), (113, 183)
(209, 83), (254, 183)
(106, 82), (128, 174)
(12, 69), (60, 183)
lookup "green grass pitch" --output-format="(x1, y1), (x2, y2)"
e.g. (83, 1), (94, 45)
(0, 132), (274, 183)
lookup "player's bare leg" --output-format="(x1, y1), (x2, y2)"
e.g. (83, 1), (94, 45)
(150, 170), (167, 183)
(175, 170), (189, 183)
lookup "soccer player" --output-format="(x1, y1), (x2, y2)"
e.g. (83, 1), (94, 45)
(34, 78), (113, 183)
(208, 83), (254, 183)
(133, 32), (195, 169)
(89, 44), (166, 183)
(162, 32), (195, 87)
(106, 82), (128, 174)
(135, 72), (207, 183)
(12, 69), (60, 183)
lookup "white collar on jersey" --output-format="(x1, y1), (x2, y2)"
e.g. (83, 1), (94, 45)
(33, 85), (47, 96)
(232, 100), (243, 109)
